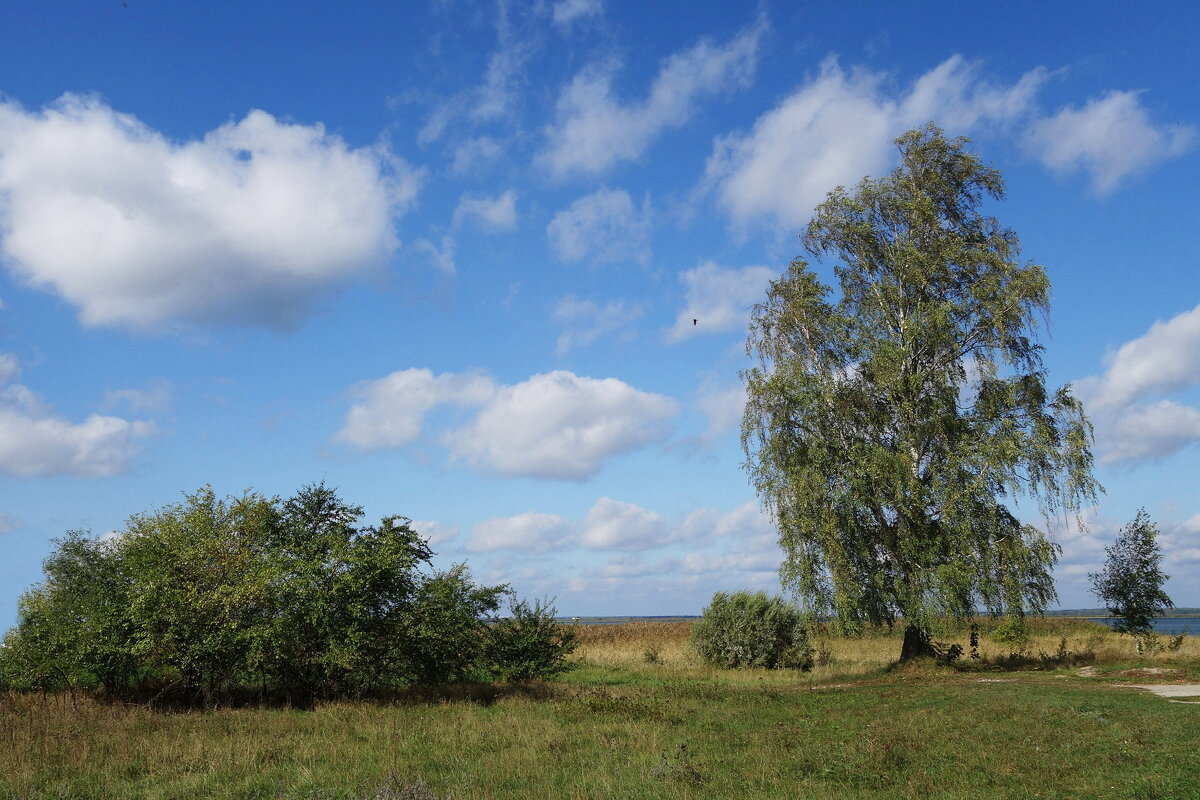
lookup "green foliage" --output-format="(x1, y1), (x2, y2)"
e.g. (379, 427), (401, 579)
(483, 597), (578, 681)
(742, 124), (1100, 655)
(0, 483), (550, 701)
(1089, 509), (1174, 635)
(399, 565), (508, 684)
(0, 531), (138, 692)
(991, 617), (1031, 649)
(689, 590), (812, 670)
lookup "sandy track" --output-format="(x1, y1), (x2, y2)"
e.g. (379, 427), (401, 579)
(1115, 684), (1200, 704)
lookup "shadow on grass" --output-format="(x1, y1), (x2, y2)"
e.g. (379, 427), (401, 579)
(38, 678), (572, 713)
(876, 638), (1097, 678)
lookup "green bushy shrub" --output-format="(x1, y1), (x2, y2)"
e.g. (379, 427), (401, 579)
(0, 483), (570, 702)
(991, 616), (1031, 649)
(399, 566), (507, 684)
(689, 590), (812, 670)
(483, 598), (577, 681)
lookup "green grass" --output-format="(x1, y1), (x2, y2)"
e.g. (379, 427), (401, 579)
(3, 621), (1199, 799)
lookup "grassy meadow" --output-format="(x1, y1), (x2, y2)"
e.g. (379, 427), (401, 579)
(2, 617), (1199, 800)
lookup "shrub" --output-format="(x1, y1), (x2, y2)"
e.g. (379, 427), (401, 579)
(689, 590), (812, 670)
(991, 617), (1030, 650)
(0, 483), (537, 702)
(483, 598), (578, 681)
(399, 566), (507, 684)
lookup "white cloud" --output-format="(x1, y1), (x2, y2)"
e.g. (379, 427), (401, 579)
(704, 55), (1044, 231)
(450, 136), (504, 175)
(681, 549), (778, 575)
(1027, 90), (1195, 195)
(419, 4), (535, 144)
(418, 102), (458, 147)
(579, 497), (666, 550)
(666, 262), (775, 342)
(414, 235), (457, 275)
(444, 370), (677, 480)
(0, 94), (420, 331)
(677, 500), (772, 543)
(898, 56), (1045, 132)
(1076, 304), (1200, 412)
(1163, 515), (1200, 569)
(538, 21), (764, 177)
(102, 378), (173, 414)
(0, 356), (154, 477)
(335, 368), (495, 451)
(1100, 401), (1200, 464)
(546, 188), (651, 264)
(453, 190), (518, 232)
(552, 0), (602, 27)
(411, 519), (460, 547)
(596, 554), (656, 579)
(0, 353), (18, 384)
(553, 295), (642, 354)
(472, 3), (533, 123)
(1074, 304), (1200, 464)
(468, 512), (571, 553)
(0, 512), (24, 534)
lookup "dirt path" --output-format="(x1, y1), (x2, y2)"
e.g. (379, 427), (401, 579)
(1075, 667), (1200, 704)
(1075, 666), (1200, 705)
(1115, 684), (1200, 704)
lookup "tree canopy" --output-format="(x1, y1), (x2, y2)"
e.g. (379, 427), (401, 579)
(741, 124), (1101, 658)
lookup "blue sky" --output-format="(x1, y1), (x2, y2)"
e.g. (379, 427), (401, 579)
(1, 1), (1198, 625)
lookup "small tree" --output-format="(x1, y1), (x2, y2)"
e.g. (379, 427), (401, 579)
(483, 597), (578, 681)
(1090, 509), (1173, 635)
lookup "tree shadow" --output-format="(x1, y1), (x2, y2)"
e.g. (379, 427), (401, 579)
(72, 678), (571, 713)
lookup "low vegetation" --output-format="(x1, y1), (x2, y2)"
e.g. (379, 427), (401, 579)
(688, 590), (812, 670)
(0, 484), (575, 705)
(2, 617), (1197, 799)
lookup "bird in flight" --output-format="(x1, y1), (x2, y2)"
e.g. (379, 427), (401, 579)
(693, 319), (697, 326)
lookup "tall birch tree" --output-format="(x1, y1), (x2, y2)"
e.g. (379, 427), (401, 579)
(742, 124), (1100, 660)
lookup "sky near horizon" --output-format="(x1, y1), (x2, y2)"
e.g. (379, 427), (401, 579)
(1, 1), (1198, 626)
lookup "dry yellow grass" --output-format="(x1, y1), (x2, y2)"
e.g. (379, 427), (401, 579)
(569, 617), (1200, 683)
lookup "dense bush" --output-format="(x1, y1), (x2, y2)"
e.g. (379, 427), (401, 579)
(689, 590), (812, 670)
(0, 483), (574, 701)
(483, 598), (578, 681)
(991, 616), (1031, 649)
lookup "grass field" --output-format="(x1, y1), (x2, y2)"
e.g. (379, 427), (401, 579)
(2, 618), (1198, 799)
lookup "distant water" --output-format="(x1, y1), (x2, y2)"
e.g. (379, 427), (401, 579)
(1085, 616), (1199, 635)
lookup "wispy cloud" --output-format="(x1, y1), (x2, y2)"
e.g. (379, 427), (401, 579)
(553, 295), (643, 354)
(703, 55), (1045, 232)
(666, 262), (775, 342)
(453, 190), (518, 232)
(538, 19), (765, 177)
(546, 188), (651, 265)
